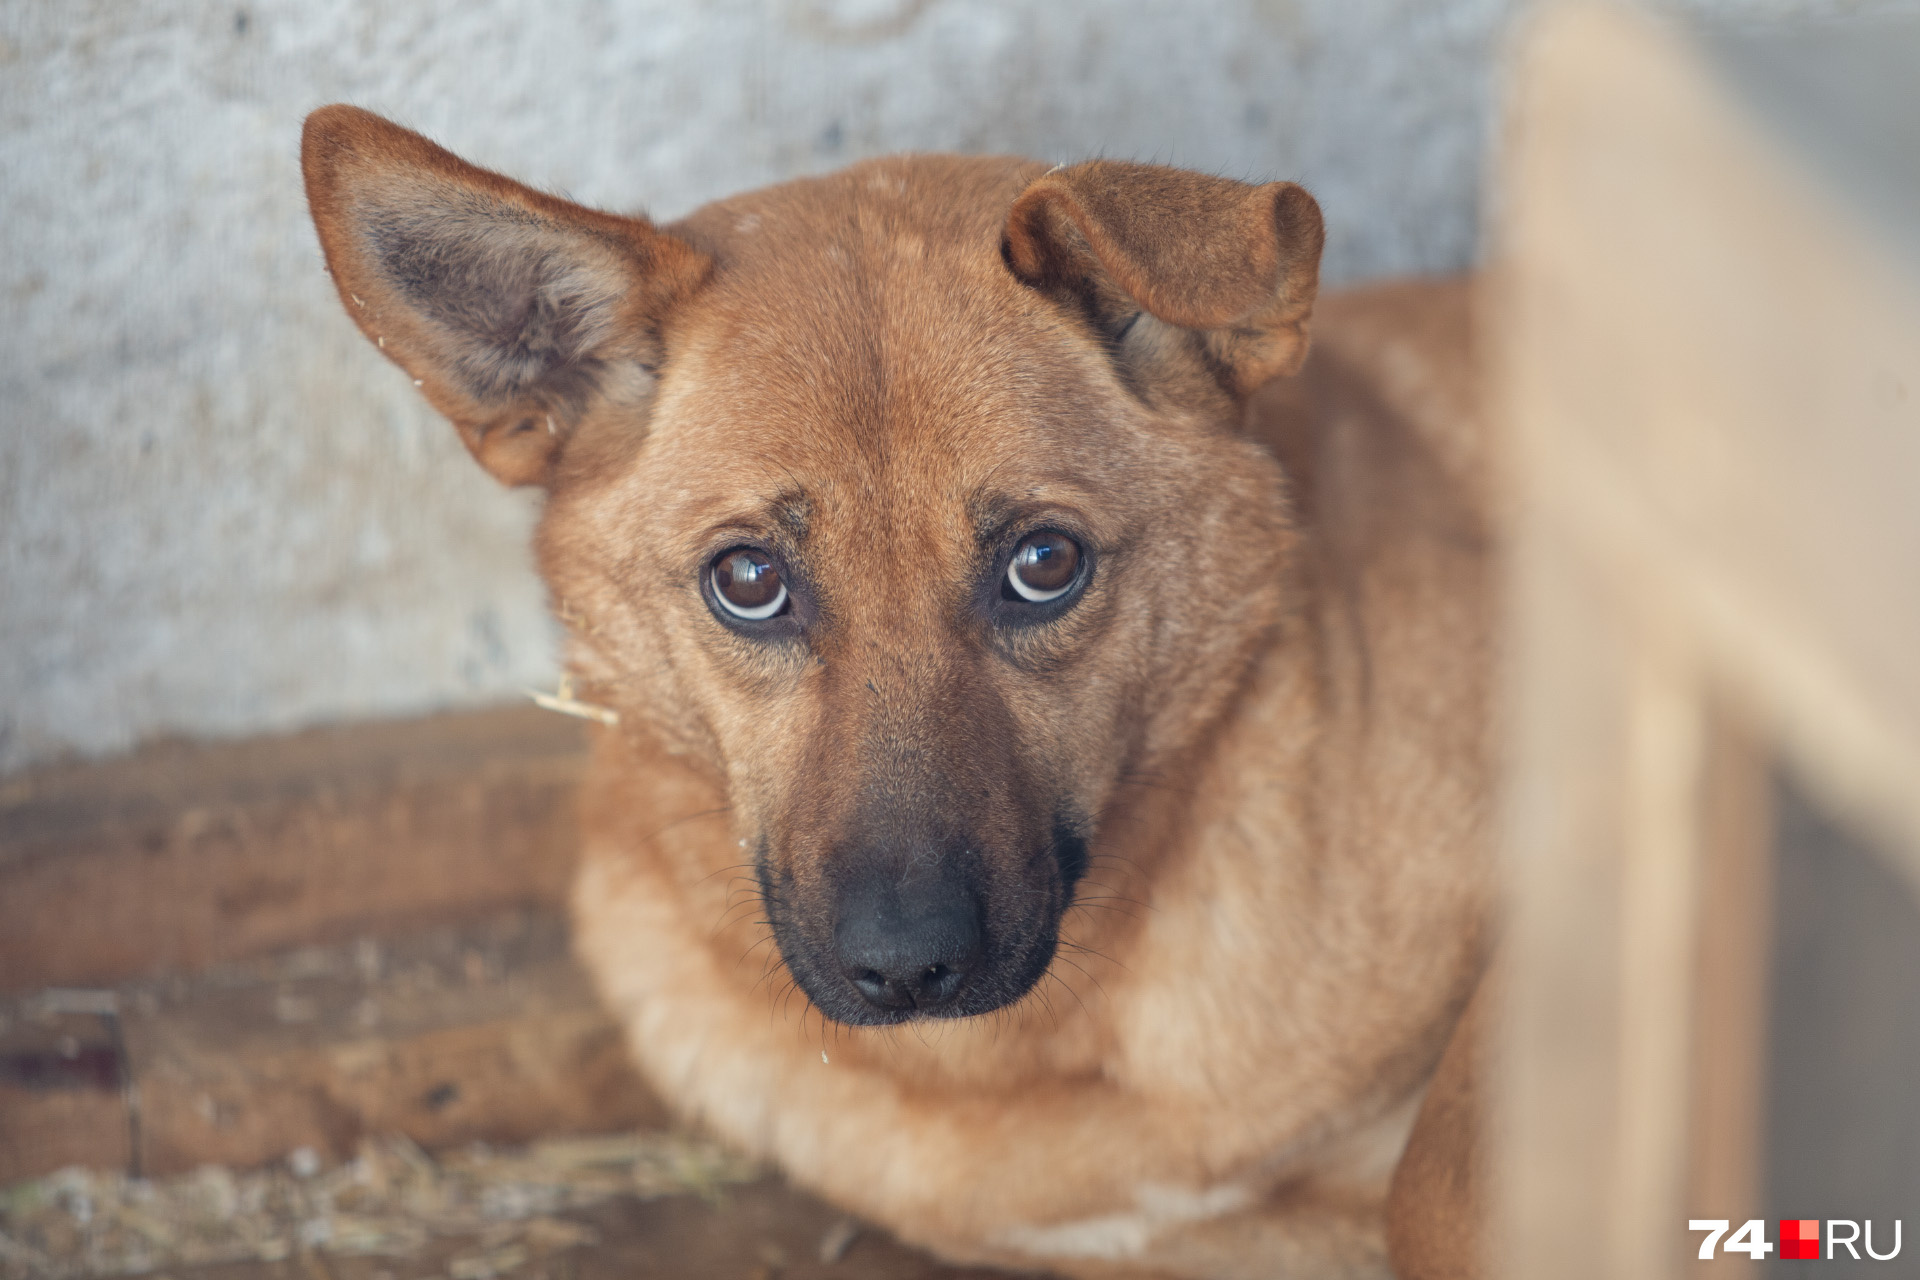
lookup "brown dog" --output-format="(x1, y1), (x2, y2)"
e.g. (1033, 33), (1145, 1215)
(302, 105), (1493, 1279)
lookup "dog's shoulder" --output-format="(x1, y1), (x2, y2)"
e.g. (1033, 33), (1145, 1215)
(1249, 275), (1487, 537)
(1317, 275), (1482, 496)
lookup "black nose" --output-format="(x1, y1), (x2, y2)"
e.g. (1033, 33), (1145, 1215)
(834, 871), (984, 1014)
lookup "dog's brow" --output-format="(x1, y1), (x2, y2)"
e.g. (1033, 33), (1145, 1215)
(969, 496), (1021, 549)
(967, 487), (1100, 548)
(770, 490), (810, 541)
(691, 489), (810, 554)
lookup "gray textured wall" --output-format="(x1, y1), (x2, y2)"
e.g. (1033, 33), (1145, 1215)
(0, 0), (1836, 774)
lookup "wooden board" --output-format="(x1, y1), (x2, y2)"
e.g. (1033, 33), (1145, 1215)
(0, 910), (663, 1184)
(0, 706), (587, 993)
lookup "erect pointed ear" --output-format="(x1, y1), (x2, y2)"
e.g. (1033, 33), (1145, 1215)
(1003, 161), (1324, 398)
(301, 105), (710, 486)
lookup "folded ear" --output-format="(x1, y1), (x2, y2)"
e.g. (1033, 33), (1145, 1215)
(301, 105), (710, 486)
(1003, 160), (1324, 398)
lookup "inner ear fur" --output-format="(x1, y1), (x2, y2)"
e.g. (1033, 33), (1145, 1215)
(302, 105), (710, 485)
(1003, 160), (1324, 397)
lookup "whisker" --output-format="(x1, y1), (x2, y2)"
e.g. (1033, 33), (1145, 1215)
(693, 859), (760, 888)
(1057, 935), (1121, 961)
(1041, 969), (1087, 1021)
(641, 804), (735, 845)
(1048, 953), (1109, 1006)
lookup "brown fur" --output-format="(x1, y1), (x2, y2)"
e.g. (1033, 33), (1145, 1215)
(1385, 973), (1491, 1280)
(303, 106), (1492, 1279)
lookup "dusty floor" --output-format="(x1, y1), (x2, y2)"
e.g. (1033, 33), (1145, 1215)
(167, 1184), (1014, 1280)
(0, 1133), (1021, 1280)
(5, 1180), (1014, 1280)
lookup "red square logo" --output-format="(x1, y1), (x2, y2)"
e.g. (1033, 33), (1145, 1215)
(1780, 1218), (1821, 1260)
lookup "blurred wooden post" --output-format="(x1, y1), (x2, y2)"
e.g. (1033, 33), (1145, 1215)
(1487, 5), (1920, 1278)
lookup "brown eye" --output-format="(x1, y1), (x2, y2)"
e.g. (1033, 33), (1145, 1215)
(1006, 531), (1082, 603)
(711, 547), (789, 620)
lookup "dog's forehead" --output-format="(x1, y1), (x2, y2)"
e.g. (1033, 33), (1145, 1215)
(640, 155), (1150, 545)
(669, 152), (1047, 290)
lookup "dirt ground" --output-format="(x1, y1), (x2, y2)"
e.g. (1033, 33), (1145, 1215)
(48, 1180), (1014, 1280)
(176, 1185), (1012, 1280)
(0, 1122), (1023, 1280)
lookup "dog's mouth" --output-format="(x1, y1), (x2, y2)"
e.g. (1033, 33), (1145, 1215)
(756, 818), (1089, 1027)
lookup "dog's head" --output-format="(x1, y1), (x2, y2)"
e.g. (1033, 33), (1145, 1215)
(304, 107), (1322, 1026)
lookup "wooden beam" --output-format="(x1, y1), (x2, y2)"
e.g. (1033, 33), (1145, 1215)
(0, 910), (664, 1183)
(0, 706), (587, 993)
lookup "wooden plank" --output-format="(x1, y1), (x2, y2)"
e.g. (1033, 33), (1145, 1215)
(0, 706), (587, 993)
(1493, 515), (1634, 1280)
(1685, 713), (1770, 1280)
(1610, 634), (1706, 1280)
(0, 910), (665, 1183)
(0, 1006), (134, 1183)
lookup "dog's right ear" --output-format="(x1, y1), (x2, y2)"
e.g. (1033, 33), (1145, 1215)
(302, 105), (710, 486)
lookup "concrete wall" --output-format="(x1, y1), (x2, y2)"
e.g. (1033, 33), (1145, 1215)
(0, 0), (1842, 774)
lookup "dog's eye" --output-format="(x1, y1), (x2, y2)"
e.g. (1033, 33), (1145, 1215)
(1005, 531), (1082, 603)
(711, 547), (789, 620)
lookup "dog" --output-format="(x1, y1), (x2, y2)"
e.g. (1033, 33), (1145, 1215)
(302, 105), (1494, 1279)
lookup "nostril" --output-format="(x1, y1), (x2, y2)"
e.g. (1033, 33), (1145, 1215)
(847, 966), (913, 1010)
(842, 957), (972, 1012)
(836, 939), (980, 1012)
(918, 961), (967, 1005)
